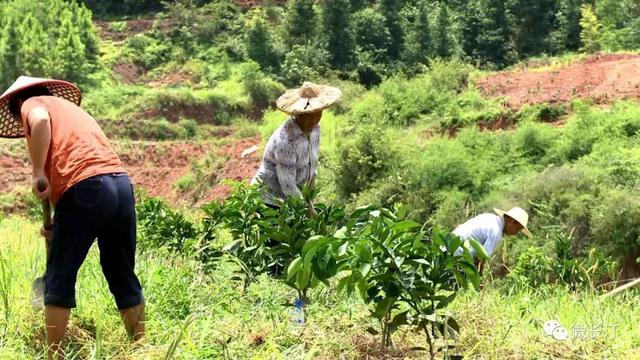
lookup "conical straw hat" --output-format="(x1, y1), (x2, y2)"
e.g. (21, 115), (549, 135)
(494, 207), (532, 237)
(0, 76), (81, 138)
(276, 82), (342, 115)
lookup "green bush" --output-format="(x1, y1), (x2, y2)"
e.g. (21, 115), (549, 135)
(137, 198), (198, 253)
(126, 34), (171, 70)
(241, 62), (285, 111)
(334, 123), (400, 199)
(281, 43), (329, 87)
(591, 188), (640, 256)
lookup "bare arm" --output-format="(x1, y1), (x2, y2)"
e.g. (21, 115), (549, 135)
(27, 107), (51, 199)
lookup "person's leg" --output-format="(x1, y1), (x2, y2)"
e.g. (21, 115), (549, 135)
(44, 176), (111, 359)
(97, 175), (145, 341)
(45, 306), (70, 360)
(120, 303), (145, 341)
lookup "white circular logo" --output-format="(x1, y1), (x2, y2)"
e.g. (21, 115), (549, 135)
(544, 320), (560, 336)
(552, 326), (569, 341)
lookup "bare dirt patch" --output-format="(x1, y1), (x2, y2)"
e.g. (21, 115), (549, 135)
(207, 136), (262, 202)
(0, 137), (260, 209)
(112, 62), (145, 85)
(477, 53), (640, 109)
(95, 19), (173, 42)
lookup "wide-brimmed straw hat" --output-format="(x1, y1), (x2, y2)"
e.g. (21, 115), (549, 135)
(494, 207), (532, 237)
(276, 82), (342, 115)
(0, 76), (81, 138)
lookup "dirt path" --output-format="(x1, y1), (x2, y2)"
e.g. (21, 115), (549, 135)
(477, 53), (640, 108)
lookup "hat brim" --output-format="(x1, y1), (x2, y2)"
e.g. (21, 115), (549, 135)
(494, 208), (532, 238)
(276, 85), (342, 115)
(0, 77), (81, 138)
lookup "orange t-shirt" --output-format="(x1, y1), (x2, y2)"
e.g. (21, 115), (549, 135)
(21, 96), (126, 205)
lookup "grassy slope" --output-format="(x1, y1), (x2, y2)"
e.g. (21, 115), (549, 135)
(1, 217), (638, 359)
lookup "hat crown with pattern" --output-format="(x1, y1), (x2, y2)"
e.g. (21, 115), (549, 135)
(0, 76), (81, 138)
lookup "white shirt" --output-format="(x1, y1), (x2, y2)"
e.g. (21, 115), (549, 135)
(251, 117), (320, 205)
(453, 214), (505, 257)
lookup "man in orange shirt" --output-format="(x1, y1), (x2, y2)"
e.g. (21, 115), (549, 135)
(0, 77), (145, 359)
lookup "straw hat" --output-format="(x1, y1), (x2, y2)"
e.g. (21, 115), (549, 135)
(276, 82), (342, 115)
(494, 207), (532, 237)
(0, 76), (81, 138)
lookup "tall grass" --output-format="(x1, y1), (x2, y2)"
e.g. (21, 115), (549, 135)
(0, 215), (637, 358)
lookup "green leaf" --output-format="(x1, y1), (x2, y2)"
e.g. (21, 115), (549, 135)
(469, 239), (489, 260)
(389, 310), (409, 332)
(338, 241), (349, 256)
(390, 220), (421, 234)
(374, 296), (397, 320)
(334, 226), (348, 239)
(446, 317), (460, 333)
(469, 273), (481, 291)
(222, 240), (242, 253)
(359, 263), (372, 277)
(459, 261), (477, 276)
(436, 293), (457, 309)
(336, 274), (350, 295)
(302, 235), (327, 253)
(357, 278), (368, 301)
(410, 258), (430, 266)
(287, 258), (303, 281)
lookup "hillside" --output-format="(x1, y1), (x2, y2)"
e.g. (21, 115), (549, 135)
(1, 1), (640, 359)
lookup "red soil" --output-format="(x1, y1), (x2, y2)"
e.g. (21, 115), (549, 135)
(207, 136), (262, 202)
(94, 19), (173, 42)
(0, 137), (261, 208)
(477, 53), (640, 109)
(112, 63), (145, 85)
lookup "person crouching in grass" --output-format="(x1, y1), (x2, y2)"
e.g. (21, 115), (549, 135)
(454, 207), (532, 274)
(0, 76), (145, 359)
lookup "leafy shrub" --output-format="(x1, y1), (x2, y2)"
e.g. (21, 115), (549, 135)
(311, 206), (483, 354)
(506, 230), (618, 291)
(241, 62), (285, 111)
(334, 123), (400, 199)
(137, 198), (198, 253)
(591, 188), (640, 256)
(126, 34), (171, 70)
(178, 118), (198, 139)
(281, 43), (329, 87)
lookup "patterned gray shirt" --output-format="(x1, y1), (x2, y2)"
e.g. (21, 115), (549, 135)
(251, 117), (320, 205)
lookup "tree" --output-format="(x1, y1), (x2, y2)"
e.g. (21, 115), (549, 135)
(17, 14), (49, 78)
(74, 4), (100, 64)
(459, 0), (484, 62)
(245, 11), (281, 72)
(433, 3), (454, 58)
(579, 4), (601, 53)
(0, 13), (22, 89)
(475, 0), (517, 68)
(508, 0), (557, 58)
(322, 0), (355, 70)
(285, 0), (316, 47)
(550, 0), (585, 53)
(52, 9), (87, 82)
(352, 8), (392, 62)
(403, 1), (432, 67)
(379, 0), (404, 60)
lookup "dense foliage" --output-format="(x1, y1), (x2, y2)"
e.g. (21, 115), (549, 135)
(0, 0), (99, 88)
(137, 184), (483, 354)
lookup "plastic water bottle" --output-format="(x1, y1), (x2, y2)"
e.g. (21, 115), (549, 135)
(290, 298), (305, 325)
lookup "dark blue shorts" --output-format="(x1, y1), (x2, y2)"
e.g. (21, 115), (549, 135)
(45, 173), (144, 310)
